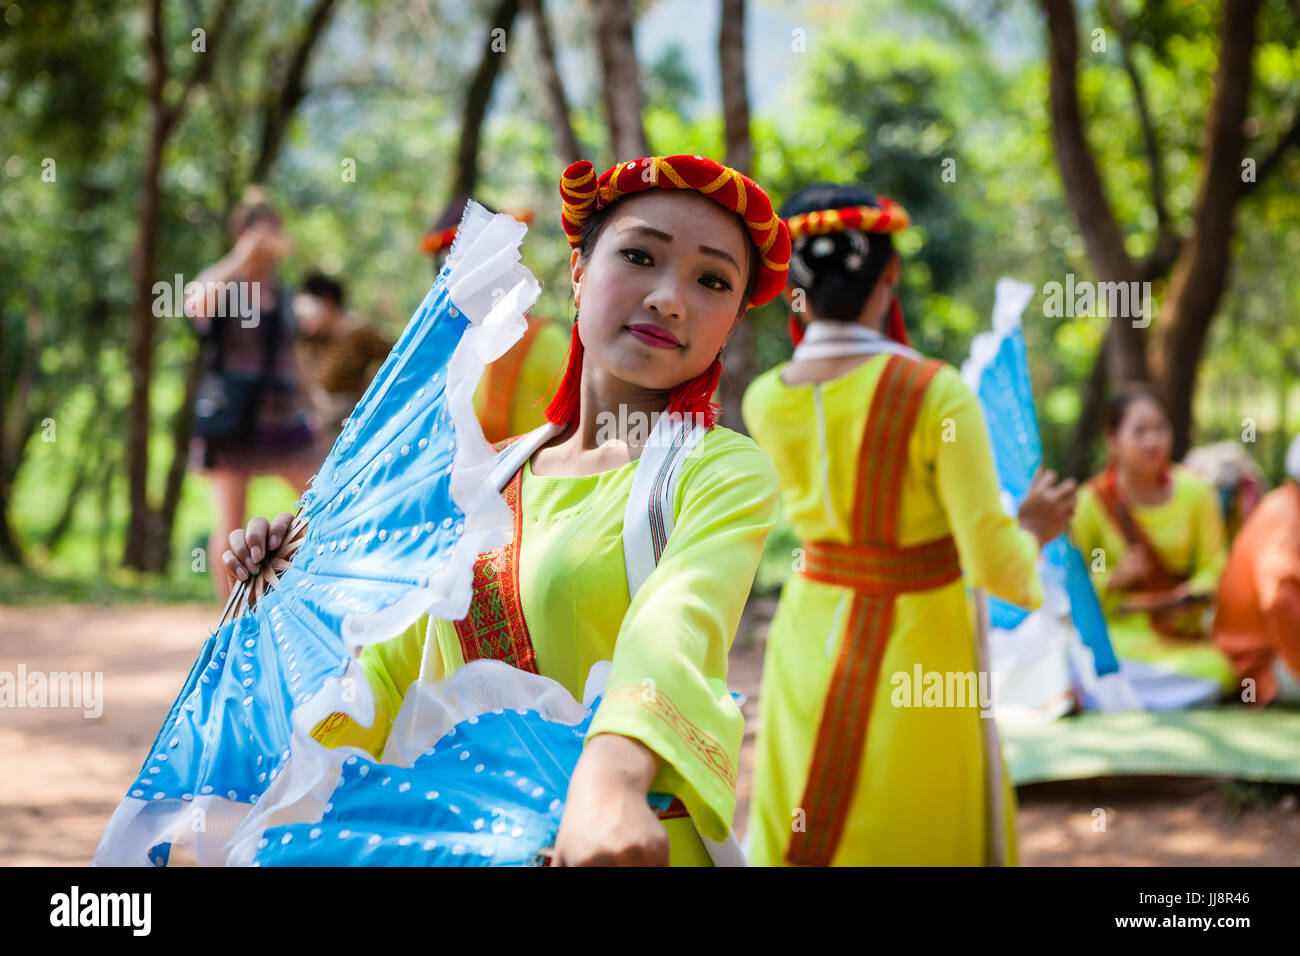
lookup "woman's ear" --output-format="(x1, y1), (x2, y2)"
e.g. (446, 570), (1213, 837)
(884, 251), (902, 288)
(570, 248), (584, 309)
(726, 311), (746, 340)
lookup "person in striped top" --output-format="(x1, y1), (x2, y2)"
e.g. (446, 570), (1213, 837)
(294, 272), (393, 451)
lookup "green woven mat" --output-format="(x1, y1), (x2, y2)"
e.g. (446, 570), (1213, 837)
(1000, 708), (1300, 785)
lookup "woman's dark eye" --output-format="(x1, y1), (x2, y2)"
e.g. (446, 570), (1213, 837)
(620, 247), (652, 266)
(701, 273), (733, 292)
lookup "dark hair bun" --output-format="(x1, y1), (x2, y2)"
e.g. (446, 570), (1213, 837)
(780, 183), (896, 322)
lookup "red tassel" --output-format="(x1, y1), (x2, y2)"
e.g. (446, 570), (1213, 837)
(543, 321), (585, 426)
(667, 357), (722, 429)
(887, 298), (910, 346)
(544, 322), (722, 430)
(787, 313), (805, 347)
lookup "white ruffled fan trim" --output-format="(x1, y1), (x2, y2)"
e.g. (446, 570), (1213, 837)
(93, 202), (539, 867)
(223, 660), (612, 866)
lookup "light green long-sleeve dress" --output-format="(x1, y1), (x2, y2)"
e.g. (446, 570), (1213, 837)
(743, 356), (1042, 866)
(1071, 466), (1234, 694)
(314, 426), (781, 865)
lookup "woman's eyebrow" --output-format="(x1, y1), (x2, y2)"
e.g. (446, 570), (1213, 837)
(699, 245), (740, 271)
(623, 224), (740, 271)
(623, 224), (674, 243)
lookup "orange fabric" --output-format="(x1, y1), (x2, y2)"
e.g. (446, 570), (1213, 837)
(1212, 482), (1300, 706)
(479, 317), (545, 444)
(801, 538), (961, 594)
(786, 354), (949, 866)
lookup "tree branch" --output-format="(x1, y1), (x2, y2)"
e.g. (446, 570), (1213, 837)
(168, 0), (237, 127)
(1239, 106), (1300, 198)
(451, 0), (520, 200)
(1039, 0), (1148, 382)
(522, 0), (581, 166)
(1107, 0), (1171, 233)
(251, 0), (342, 183)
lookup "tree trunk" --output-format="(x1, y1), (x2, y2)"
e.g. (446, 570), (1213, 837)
(719, 0), (751, 176)
(523, 0), (581, 166)
(718, 0), (754, 432)
(1153, 0), (1260, 460)
(0, 310), (38, 567)
(124, 0), (310, 570)
(592, 0), (649, 161)
(252, 0), (340, 183)
(451, 0), (521, 200)
(1063, 328), (1110, 480)
(43, 457), (93, 556)
(155, 350), (204, 571)
(122, 0), (170, 570)
(1040, 0), (1149, 386)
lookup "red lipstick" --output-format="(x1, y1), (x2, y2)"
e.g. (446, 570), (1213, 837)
(626, 323), (682, 349)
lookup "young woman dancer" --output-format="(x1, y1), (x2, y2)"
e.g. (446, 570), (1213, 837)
(225, 155), (791, 866)
(743, 183), (1076, 866)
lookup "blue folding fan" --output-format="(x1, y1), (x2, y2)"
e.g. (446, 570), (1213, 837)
(94, 203), (541, 866)
(961, 278), (1117, 677)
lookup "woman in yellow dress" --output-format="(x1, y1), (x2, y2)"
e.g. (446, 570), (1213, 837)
(743, 184), (1077, 866)
(1071, 384), (1234, 709)
(223, 155), (792, 866)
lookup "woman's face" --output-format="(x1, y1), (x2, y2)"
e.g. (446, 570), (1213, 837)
(570, 190), (750, 393)
(293, 292), (336, 336)
(1108, 397), (1173, 477)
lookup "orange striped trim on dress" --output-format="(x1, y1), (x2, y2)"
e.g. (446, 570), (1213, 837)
(602, 684), (738, 790)
(786, 354), (952, 867)
(452, 447), (539, 673)
(801, 538), (962, 594)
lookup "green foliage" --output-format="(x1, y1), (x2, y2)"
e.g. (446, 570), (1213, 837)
(2, 0), (1298, 601)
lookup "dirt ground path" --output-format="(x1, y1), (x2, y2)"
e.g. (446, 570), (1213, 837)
(2, 601), (1297, 866)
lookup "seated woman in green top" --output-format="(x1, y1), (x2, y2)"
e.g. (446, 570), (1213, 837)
(1072, 384), (1235, 709)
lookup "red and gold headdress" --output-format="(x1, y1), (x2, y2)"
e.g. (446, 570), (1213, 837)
(784, 199), (910, 242)
(783, 196), (912, 347)
(559, 155), (790, 308)
(546, 155), (792, 430)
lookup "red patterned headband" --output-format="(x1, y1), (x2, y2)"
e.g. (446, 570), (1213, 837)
(784, 199), (910, 241)
(559, 155), (791, 308)
(421, 209), (535, 256)
(783, 197), (912, 349)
